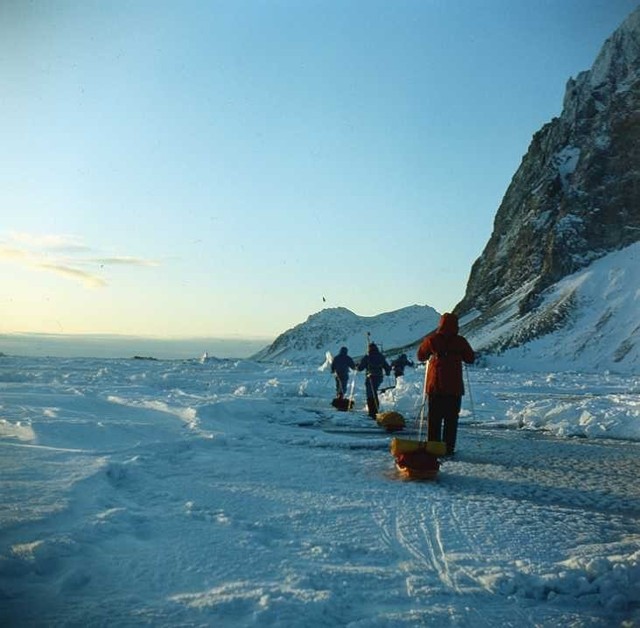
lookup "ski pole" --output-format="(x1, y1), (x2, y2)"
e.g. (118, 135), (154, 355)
(417, 359), (429, 442)
(464, 363), (475, 419)
(348, 370), (357, 409)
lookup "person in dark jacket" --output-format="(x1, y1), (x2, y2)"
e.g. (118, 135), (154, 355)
(417, 313), (474, 455)
(357, 343), (391, 418)
(390, 353), (414, 378)
(331, 346), (356, 399)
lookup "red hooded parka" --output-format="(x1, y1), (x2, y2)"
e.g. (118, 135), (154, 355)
(417, 313), (474, 396)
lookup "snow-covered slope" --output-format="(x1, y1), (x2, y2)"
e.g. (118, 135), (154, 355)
(251, 304), (440, 363)
(461, 241), (639, 373)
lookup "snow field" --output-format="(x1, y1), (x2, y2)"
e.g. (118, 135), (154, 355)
(0, 356), (638, 626)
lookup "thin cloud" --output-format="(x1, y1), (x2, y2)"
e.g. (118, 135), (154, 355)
(37, 263), (107, 289)
(92, 257), (159, 267)
(0, 231), (158, 289)
(0, 246), (29, 261)
(8, 231), (90, 252)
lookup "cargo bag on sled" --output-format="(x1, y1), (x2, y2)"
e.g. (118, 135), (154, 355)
(331, 397), (354, 411)
(394, 449), (440, 480)
(375, 411), (405, 432)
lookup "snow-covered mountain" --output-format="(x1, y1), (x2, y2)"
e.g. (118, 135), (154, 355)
(251, 304), (440, 364)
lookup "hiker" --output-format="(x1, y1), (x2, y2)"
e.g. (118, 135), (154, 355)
(417, 312), (474, 456)
(331, 346), (356, 399)
(357, 343), (391, 418)
(390, 353), (414, 378)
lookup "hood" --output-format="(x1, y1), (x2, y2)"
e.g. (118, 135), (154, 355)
(438, 312), (459, 335)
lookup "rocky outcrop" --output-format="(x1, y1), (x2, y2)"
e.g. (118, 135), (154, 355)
(456, 7), (640, 339)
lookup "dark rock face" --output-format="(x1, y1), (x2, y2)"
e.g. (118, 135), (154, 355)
(456, 8), (640, 329)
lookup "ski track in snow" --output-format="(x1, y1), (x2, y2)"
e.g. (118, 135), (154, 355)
(0, 356), (638, 627)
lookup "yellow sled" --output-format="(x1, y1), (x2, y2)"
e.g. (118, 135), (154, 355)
(375, 411), (405, 432)
(390, 437), (447, 457)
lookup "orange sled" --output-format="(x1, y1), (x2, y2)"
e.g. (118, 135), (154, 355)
(394, 450), (440, 480)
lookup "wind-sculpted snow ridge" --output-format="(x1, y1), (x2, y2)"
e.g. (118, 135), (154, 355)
(0, 356), (639, 626)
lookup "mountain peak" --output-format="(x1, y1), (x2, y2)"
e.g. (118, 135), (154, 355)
(563, 6), (640, 121)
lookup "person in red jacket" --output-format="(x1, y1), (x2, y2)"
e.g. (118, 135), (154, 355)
(416, 312), (474, 455)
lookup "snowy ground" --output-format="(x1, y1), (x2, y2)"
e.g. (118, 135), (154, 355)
(0, 356), (639, 627)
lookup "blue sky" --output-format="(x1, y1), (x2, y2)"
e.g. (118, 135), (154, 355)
(1, 0), (637, 340)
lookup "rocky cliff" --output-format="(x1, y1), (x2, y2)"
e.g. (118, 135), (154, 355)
(456, 7), (640, 352)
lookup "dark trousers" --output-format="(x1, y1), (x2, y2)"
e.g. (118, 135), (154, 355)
(365, 376), (382, 417)
(335, 375), (348, 397)
(427, 394), (462, 454)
